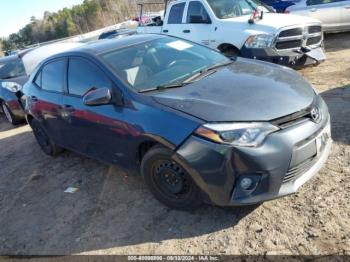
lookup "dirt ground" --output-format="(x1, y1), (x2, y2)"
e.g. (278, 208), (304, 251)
(0, 33), (349, 256)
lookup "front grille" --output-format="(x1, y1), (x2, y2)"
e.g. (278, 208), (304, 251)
(276, 40), (302, 50)
(308, 25), (322, 34)
(275, 24), (323, 50)
(283, 156), (317, 183)
(307, 36), (322, 46)
(279, 28), (303, 37)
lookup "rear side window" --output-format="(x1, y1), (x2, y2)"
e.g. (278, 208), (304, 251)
(68, 57), (112, 97)
(187, 1), (210, 23)
(168, 3), (185, 24)
(41, 60), (65, 93)
(34, 71), (42, 87)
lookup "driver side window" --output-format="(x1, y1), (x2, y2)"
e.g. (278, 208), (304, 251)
(68, 57), (112, 97)
(187, 1), (211, 23)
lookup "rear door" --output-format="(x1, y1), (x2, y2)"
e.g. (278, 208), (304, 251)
(305, 0), (342, 31)
(162, 1), (187, 37)
(181, 1), (215, 47)
(31, 59), (66, 146)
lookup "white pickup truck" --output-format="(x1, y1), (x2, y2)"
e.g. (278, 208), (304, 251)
(137, 0), (326, 67)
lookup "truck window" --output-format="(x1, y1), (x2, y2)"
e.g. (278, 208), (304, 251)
(207, 0), (266, 19)
(168, 2), (186, 24)
(187, 1), (211, 23)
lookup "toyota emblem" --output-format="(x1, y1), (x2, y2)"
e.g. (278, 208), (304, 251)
(310, 107), (321, 123)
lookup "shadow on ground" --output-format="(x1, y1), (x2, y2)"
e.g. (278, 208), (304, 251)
(321, 85), (350, 145)
(0, 124), (257, 255)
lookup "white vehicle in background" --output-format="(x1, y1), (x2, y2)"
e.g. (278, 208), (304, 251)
(285, 0), (350, 33)
(137, 0), (326, 67)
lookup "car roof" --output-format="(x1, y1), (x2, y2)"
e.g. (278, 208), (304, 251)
(0, 54), (21, 63)
(22, 42), (85, 75)
(61, 34), (165, 57)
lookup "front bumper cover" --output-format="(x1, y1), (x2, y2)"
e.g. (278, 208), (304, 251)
(240, 46), (326, 68)
(175, 97), (331, 206)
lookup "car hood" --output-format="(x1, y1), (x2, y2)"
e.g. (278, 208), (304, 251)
(151, 58), (316, 122)
(224, 13), (320, 33)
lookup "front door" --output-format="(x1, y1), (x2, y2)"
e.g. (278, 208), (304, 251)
(62, 57), (129, 166)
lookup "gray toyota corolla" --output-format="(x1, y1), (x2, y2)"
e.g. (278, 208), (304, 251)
(23, 35), (332, 210)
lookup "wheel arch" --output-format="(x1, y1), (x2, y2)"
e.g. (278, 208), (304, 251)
(217, 43), (240, 56)
(137, 134), (176, 166)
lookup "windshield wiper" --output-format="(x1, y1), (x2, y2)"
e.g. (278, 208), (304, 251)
(138, 82), (190, 93)
(182, 60), (235, 83)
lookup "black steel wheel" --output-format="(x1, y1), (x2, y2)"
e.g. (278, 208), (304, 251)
(141, 146), (202, 210)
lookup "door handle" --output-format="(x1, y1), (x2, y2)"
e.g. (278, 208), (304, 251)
(344, 5), (350, 8)
(62, 104), (75, 112)
(183, 29), (191, 33)
(163, 29), (169, 33)
(310, 8), (317, 12)
(30, 96), (38, 102)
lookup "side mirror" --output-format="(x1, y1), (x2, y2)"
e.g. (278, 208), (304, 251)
(189, 15), (211, 24)
(83, 88), (112, 106)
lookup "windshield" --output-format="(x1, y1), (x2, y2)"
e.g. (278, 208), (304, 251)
(0, 58), (26, 79)
(207, 0), (269, 19)
(102, 37), (229, 92)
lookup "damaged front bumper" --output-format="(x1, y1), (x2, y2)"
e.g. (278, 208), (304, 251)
(240, 46), (326, 68)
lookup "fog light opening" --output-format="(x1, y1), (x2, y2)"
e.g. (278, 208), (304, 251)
(240, 178), (254, 190)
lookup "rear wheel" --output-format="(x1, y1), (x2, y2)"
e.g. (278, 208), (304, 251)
(31, 119), (63, 156)
(1, 102), (20, 125)
(141, 146), (202, 210)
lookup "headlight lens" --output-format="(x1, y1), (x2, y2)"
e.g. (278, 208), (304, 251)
(1, 81), (22, 92)
(195, 122), (279, 147)
(245, 34), (276, 49)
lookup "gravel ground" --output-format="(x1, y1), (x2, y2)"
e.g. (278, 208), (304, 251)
(0, 33), (349, 256)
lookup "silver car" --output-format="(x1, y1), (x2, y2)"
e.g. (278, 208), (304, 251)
(286, 0), (350, 32)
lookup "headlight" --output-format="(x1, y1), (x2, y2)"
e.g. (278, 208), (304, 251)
(195, 122), (279, 147)
(245, 34), (276, 49)
(1, 81), (22, 92)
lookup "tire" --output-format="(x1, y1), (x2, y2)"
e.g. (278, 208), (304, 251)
(1, 101), (21, 125)
(220, 46), (240, 58)
(30, 119), (63, 156)
(141, 146), (202, 210)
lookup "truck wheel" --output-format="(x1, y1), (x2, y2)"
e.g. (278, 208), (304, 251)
(141, 146), (202, 210)
(218, 44), (240, 58)
(31, 119), (63, 156)
(1, 101), (21, 125)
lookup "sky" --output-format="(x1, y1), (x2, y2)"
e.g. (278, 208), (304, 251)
(0, 0), (84, 38)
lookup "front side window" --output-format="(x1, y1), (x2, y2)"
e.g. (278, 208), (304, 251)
(207, 0), (268, 19)
(68, 58), (112, 97)
(41, 60), (65, 93)
(0, 58), (26, 79)
(187, 1), (211, 23)
(168, 3), (186, 24)
(102, 37), (229, 92)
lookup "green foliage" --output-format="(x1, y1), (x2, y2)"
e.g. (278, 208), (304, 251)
(0, 0), (164, 52)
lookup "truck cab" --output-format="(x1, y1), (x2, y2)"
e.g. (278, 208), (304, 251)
(137, 0), (326, 67)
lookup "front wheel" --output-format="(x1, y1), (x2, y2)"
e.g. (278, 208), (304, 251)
(30, 119), (63, 156)
(141, 146), (202, 210)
